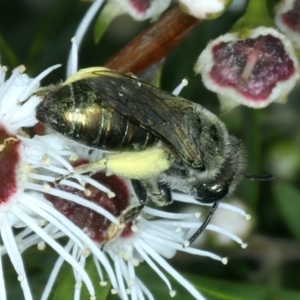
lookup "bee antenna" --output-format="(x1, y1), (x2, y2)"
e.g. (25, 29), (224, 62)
(244, 174), (274, 181)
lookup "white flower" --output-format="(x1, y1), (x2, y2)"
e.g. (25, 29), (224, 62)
(275, 0), (300, 50)
(195, 26), (300, 111)
(0, 65), (120, 300)
(107, 0), (171, 21)
(0, 1), (251, 299)
(0, 64), (57, 300)
(179, 0), (233, 19)
(13, 154), (250, 300)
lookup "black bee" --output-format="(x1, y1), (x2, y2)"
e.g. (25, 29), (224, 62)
(35, 67), (247, 247)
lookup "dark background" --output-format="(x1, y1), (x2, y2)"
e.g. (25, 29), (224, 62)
(1, 0), (300, 299)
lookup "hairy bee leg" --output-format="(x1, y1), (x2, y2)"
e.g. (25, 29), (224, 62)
(120, 203), (145, 223)
(157, 181), (172, 205)
(55, 148), (174, 184)
(147, 180), (173, 206)
(131, 179), (172, 210)
(102, 182), (147, 247)
(131, 179), (148, 206)
(55, 158), (108, 183)
(102, 203), (145, 248)
(102, 180), (147, 247)
(183, 201), (220, 248)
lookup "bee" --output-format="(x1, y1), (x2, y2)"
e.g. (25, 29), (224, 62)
(34, 67), (247, 247)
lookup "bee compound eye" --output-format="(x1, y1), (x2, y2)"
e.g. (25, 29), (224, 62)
(194, 182), (230, 203)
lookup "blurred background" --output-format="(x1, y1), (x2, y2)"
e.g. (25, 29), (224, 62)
(1, 0), (300, 299)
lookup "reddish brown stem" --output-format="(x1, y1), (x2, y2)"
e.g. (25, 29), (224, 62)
(104, 5), (201, 74)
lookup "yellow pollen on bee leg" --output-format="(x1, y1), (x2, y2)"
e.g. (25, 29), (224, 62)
(105, 147), (174, 180)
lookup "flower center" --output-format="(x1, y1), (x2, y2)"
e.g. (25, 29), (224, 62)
(129, 0), (152, 13)
(210, 34), (296, 101)
(44, 160), (132, 243)
(281, 0), (300, 32)
(0, 124), (20, 206)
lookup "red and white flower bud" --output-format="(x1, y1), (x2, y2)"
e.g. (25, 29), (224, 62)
(275, 0), (300, 50)
(179, 0), (233, 19)
(195, 27), (299, 111)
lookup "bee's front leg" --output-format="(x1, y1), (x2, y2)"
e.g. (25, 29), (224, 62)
(55, 158), (108, 184)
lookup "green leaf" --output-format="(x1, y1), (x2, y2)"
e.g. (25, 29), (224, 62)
(52, 256), (111, 300)
(190, 274), (300, 300)
(94, 2), (124, 44)
(0, 33), (18, 66)
(272, 182), (300, 241)
(106, 263), (300, 300)
(26, 0), (76, 73)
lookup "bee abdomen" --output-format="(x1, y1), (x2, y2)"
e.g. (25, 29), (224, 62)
(35, 82), (158, 151)
(91, 103), (158, 150)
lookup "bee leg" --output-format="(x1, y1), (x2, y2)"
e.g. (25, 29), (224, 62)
(102, 206), (143, 249)
(101, 180), (147, 244)
(102, 182), (147, 247)
(102, 201), (145, 248)
(55, 158), (108, 183)
(120, 202), (145, 223)
(149, 181), (173, 206)
(157, 181), (172, 205)
(131, 179), (148, 207)
(55, 148), (174, 184)
(183, 201), (219, 248)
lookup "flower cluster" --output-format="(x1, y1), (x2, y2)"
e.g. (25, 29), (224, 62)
(275, 0), (300, 51)
(178, 0), (233, 19)
(0, 63), (250, 299)
(0, 60), (251, 300)
(195, 26), (299, 111)
(195, 0), (300, 112)
(0, 1), (258, 299)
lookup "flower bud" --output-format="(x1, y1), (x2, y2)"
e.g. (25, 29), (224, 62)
(178, 0), (233, 19)
(195, 26), (299, 111)
(195, 0), (300, 112)
(275, 0), (300, 50)
(94, 0), (171, 43)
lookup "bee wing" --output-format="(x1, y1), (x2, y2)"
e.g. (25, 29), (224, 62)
(84, 71), (203, 168)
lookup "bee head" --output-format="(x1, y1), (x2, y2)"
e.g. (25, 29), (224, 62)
(193, 135), (247, 203)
